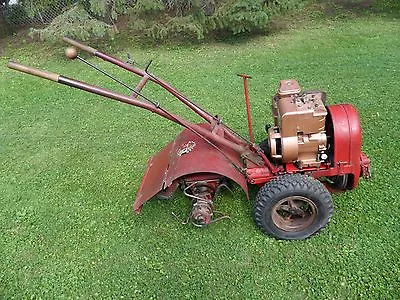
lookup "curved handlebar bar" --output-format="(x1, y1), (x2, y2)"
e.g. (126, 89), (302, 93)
(63, 37), (97, 55)
(7, 61), (60, 82)
(6, 60), (249, 157)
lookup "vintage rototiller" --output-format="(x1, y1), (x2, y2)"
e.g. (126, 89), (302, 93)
(7, 38), (370, 240)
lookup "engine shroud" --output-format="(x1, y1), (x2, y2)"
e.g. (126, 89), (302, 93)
(268, 80), (328, 168)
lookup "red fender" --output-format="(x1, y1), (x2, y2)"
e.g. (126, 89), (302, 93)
(133, 123), (248, 213)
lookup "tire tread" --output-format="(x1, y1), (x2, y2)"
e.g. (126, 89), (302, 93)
(254, 174), (333, 240)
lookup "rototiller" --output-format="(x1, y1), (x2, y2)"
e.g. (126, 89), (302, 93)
(7, 38), (370, 240)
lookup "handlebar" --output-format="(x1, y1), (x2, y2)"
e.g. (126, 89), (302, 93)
(6, 39), (256, 162)
(63, 37), (97, 55)
(7, 61), (60, 82)
(6, 60), (249, 157)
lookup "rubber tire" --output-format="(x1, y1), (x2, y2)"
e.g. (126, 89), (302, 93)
(254, 174), (333, 240)
(329, 174), (349, 190)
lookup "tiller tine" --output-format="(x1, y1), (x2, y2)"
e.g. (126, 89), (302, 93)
(181, 180), (231, 227)
(173, 180), (233, 226)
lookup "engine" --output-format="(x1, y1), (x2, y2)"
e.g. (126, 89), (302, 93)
(266, 79), (329, 168)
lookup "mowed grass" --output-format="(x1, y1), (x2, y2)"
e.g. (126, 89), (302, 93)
(1, 10), (399, 300)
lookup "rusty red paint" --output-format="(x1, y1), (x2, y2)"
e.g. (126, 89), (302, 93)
(327, 104), (363, 189)
(132, 75), (149, 98)
(134, 123), (249, 213)
(238, 74), (254, 143)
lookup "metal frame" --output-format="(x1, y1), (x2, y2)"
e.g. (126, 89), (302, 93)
(7, 38), (371, 217)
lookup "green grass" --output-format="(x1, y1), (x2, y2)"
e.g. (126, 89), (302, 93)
(1, 7), (399, 300)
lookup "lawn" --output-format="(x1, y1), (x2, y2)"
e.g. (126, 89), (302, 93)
(1, 5), (399, 299)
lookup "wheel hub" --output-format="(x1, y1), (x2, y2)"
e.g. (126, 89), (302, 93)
(271, 196), (317, 232)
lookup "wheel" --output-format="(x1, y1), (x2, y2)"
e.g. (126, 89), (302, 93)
(327, 174), (349, 190)
(254, 174), (333, 240)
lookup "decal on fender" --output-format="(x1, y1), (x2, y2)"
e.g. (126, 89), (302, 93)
(177, 141), (196, 156)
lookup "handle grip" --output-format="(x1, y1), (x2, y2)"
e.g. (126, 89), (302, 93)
(7, 61), (60, 82)
(63, 37), (97, 55)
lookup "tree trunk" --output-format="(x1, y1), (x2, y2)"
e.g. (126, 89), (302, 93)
(0, 0), (10, 37)
(104, 0), (115, 24)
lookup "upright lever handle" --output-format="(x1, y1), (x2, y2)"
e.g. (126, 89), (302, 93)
(237, 74), (254, 143)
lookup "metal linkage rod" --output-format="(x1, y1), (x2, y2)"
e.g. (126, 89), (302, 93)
(59, 52), (252, 169)
(76, 56), (136, 93)
(64, 37), (254, 148)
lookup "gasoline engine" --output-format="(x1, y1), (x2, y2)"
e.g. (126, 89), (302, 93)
(263, 80), (329, 168)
